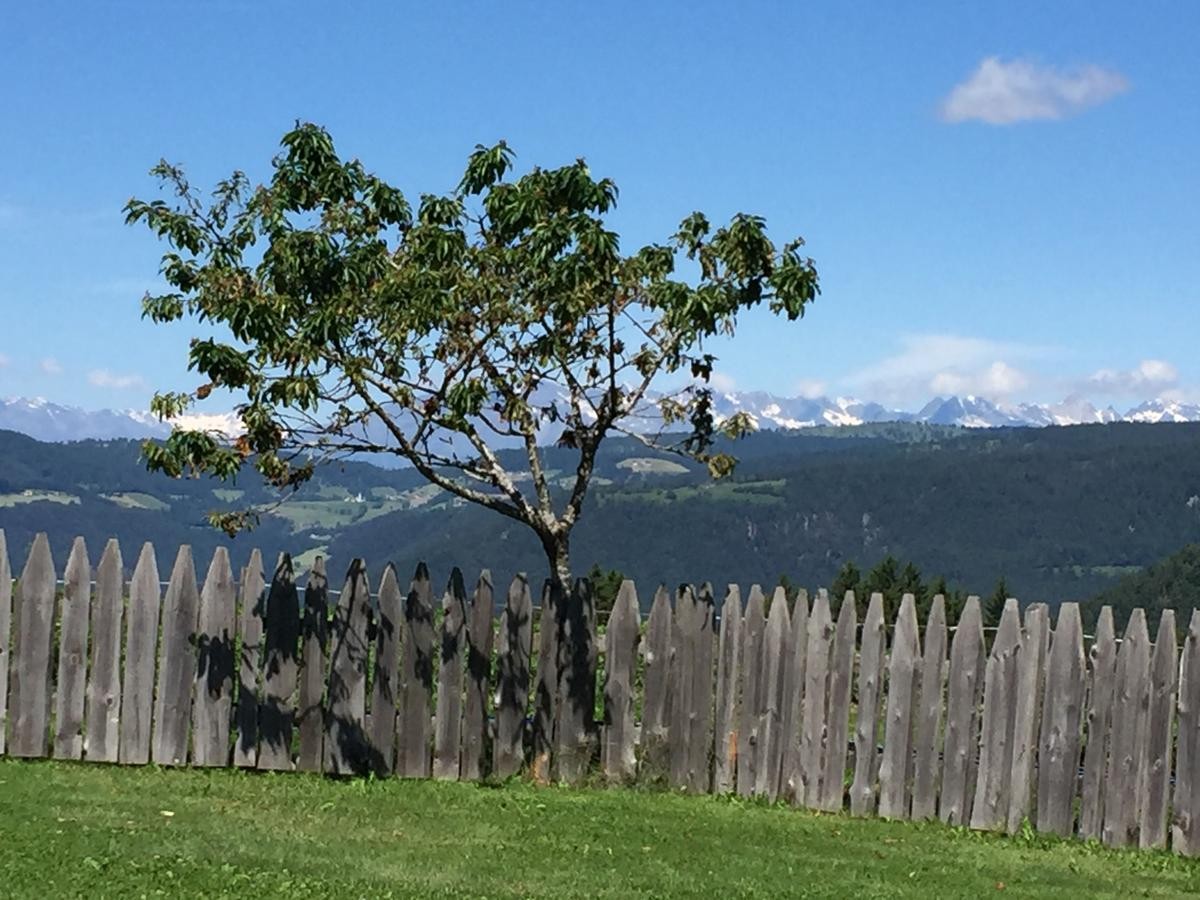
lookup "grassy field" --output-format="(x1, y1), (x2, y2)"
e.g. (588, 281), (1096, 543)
(1, 761), (1198, 898)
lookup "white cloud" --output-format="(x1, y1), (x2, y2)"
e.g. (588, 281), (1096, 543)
(940, 57), (1129, 125)
(0, 352), (9, 368)
(708, 370), (737, 393)
(930, 361), (1030, 398)
(40, 357), (63, 376)
(1086, 359), (1179, 395)
(88, 369), (147, 391)
(793, 378), (827, 399)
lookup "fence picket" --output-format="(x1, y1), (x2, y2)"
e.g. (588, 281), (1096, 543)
(640, 585), (673, 782)
(233, 550), (265, 768)
(258, 554), (300, 771)
(939, 596), (984, 825)
(10, 533), (56, 758)
(851, 592), (887, 815)
(297, 558), (329, 773)
(152, 545), (200, 766)
(324, 559), (371, 776)
(737, 585), (766, 796)
(1175, 610), (1200, 855)
(399, 563), (435, 778)
(119, 542), (160, 765)
(462, 570), (495, 782)
(555, 578), (598, 785)
(821, 592), (856, 812)
(85, 539), (123, 763)
(53, 537), (90, 760)
(1102, 609), (1151, 848)
(879, 593), (921, 820)
(1007, 603), (1049, 834)
(911, 595), (947, 820)
(1079, 606), (1117, 840)
(602, 580), (640, 783)
(531, 580), (557, 783)
(434, 569), (468, 780)
(669, 584), (697, 791)
(0, 531), (10, 757)
(1140, 611), (1177, 850)
(493, 574), (532, 779)
(369, 564), (403, 776)
(757, 587), (790, 801)
(192, 548), (236, 767)
(970, 598), (1021, 831)
(713, 585), (741, 793)
(801, 589), (833, 808)
(780, 590), (809, 804)
(1037, 602), (1086, 837)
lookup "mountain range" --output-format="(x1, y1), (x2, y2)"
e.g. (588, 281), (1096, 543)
(3, 392), (1197, 443)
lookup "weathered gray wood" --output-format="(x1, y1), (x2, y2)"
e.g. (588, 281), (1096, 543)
(639, 585), (673, 782)
(1175, 610), (1200, 855)
(669, 585), (697, 790)
(257, 554), (301, 771)
(461, 570), (495, 781)
(1102, 608), (1151, 848)
(938, 596), (985, 826)
(398, 563), (435, 778)
(84, 538), (123, 763)
(324, 559), (372, 775)
(493, 573), (532, 778)
(0, 531), (10, 756)
(736, 585), (767, 796)
(970, 598), (1022, 831)
(191, 548), (236, 767)
(152, 545), (200, 766)
(233, 550), (265, 768)
(602, 580), (640, 783)
(119, 542), (160, 765)
(9, 533), (56, 758)
(555, 578), (598, 784)
(434, 568), (468, 780)
(756, 587), (790, 801)
(911, 595), (947, 821)
(52, 537), (90, 760)
(1007, 603), (1049, 834)
(1036, 602), (1086, 837)
(1079, 606), (1117, 841)
(780, 590), (809, 804)
(297, 557), (329, 773)
(879, 593), (921, 820)
(1140, 610), (1177, 850)
(712, 585), (741, 793)
(801, 589), (833, 808)
(820, 592), (856, 812)
(531, 580), (557, 783)
(851, 592), (887, 816)
(368, 564), (403, 776)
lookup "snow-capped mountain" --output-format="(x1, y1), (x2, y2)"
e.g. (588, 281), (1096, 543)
(1, 392), (1198, 444)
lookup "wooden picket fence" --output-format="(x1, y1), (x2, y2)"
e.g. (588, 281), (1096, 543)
(3, 529), (1200, 857)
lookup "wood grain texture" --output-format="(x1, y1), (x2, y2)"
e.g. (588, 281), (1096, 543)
(153, 545), (201, 766)
(258, 554), (301, 772)
(233, 550), (265, 768)
(1036, 602), (1086, 837)
(461, 570), (495, 782)
(878, 594), (920, 820)
(756, 587), (790, 801)
(9, 533), (56, 758)
(434, 569), (468, 780)
(639, 585), (673, 783)
(1079, 606), (1117, 841)
(911, 595), (947, 821)
(712, 585), (741, 794)
(297, 558), (329, 773)
(119, 542), (160, 765)
(369, 564), (403, 776)
(821, 593), (856, 812)
(800, 589), (833, 809)
(398, 563), (435, 778)
(324, 559), (371, 776)
(84, 539), (123, 763)
(1102, 609), (1150, 848)
(1174, 610), (1200, 855)
(602, 580), (640, 783)
(191, 548), (236, 767)
(493, 574), (532, 779)
(1139, 610), (1177, 850)
(1007, 603), (1049, 835)
(851, 592), (887, 816)
(970, 598), (1021, 832)
(938, 596), (984, 826)
(53, 537), (90, 760)
(736, 585), (766, 797)
(780, 590), (809, 805)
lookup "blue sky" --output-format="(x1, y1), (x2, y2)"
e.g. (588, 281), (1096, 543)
(1, 1), (1197, 412)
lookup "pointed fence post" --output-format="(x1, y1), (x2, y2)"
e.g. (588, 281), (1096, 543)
(639, 586), (673, 783)
(324, 559), (372, 776)
(939, 596), (985, 826)
(801, 589), (834, 809)
(153, 545), (200, 767)
(398, 563), (434, 778)
(369, 564), (403, 776)
(757, 587), (790, 801)
(780, 590), (809, 805)
(602, 580), (640, 783)
(879, 594), (921, 820)
(1141, 610), (1178, 850)
(461, 570), (495, 782)
(493, 574), (532, 779)
(10, 533), (56, 758)
(0, 530), (10, 757)
(297, 558), (330, 773)
(1175, 610), (1200, 855)
(192, 548), (236, 767)
(1079, 606), (1117, 841)
(257, 554), (301, 771)
(53, 537), (90, 760)
(737, 585), (767, 796)
(120, 542), (161, 765)
(1102, 609), (1151, 848)
(1036, 602), (1086, 837)
(1007, 603), (1049, 834)
(531, 580), (558, 783)
(821, 592), (856, 812)
(970, 598), (1022, 831)
(434, 568), (468, 780)
(85, 538), (123, 763)
(851, 592), (887, 815)
(911, 595), (947, 821)
(233, 550), (265, 768)
(713, 585), (741, 793)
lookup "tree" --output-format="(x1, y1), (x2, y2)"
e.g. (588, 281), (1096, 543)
(864, 555), (902, 619)
(586, 563), (625, 618)
(984, 576), (1009, 628)
(126, 123), (820, 606)
(830, 559), (861, 614)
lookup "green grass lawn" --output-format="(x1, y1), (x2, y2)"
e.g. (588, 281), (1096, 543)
(1, 760), (1197, 899)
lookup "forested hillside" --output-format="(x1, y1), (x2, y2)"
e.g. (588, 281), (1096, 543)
(2, 422), (1198, 606)
(1080, 544), (1200, 630)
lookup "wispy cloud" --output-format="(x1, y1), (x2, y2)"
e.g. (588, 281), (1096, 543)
(940, 57), (1129, 125)
(40, 357), (63, 376)
(708, 370), (737, 393)
(0, 352), (9, 369)
(793, 378), (828, 399)
(930, 361), (1030, 398)
(1085, 359), (1178, 395)
(88, 369), (147, 391)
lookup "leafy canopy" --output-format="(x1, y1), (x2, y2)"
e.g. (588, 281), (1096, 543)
(126, 123), (819, 550)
